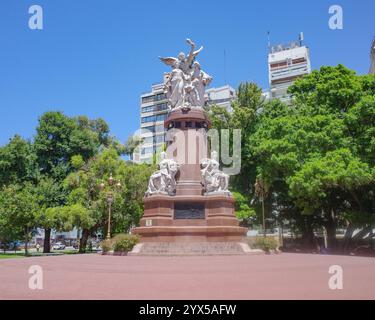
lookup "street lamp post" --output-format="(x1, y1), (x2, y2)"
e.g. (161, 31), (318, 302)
(99, 173), (121, 240)
(106, 192), (113, 240)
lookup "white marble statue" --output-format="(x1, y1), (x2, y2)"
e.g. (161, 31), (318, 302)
(189, 61), (212, 106)
(145, 152), (180, 197)
(200, 151), (230, 195)
(160, 38), (212, 109)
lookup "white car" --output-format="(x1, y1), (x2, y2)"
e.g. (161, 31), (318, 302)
(52, 242), (66, 250)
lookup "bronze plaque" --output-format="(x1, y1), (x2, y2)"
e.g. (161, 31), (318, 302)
(174, 203), (205, 219)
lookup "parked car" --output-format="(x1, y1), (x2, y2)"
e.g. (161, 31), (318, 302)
(52, 242), (66, 250)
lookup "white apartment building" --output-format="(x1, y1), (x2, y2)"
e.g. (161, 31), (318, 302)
(134, 84), (236, 163)
(267, 33), (311, 102)
(134, 83), (168, 164)
(205, 85), (236, 112)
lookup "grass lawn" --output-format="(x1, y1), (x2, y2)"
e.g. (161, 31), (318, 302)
(0, 248), (99, 259)
(0, 253), (28, 259)
(51, 249), (78, 255)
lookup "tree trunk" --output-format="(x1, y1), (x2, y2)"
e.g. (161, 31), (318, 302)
(301, 224), (315, 249)
(24, 227), (29, 256)
(79, 229), (90, 253)
(326, 223), (336, 250)
(43, 228), (51, 253)
(324, 208), (337, 250)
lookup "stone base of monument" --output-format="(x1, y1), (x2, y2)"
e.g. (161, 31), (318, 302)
(128, 242), (264, 256)
(131, 194), (255, 255)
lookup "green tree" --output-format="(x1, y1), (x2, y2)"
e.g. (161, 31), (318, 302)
(345, 95), (375, 165)
(288, 149), (374, 248)
(34, 177), (66, 253)
(209, 68), (375, 250)
(208, 105), (232, 130)
(230, 83), (265, 193)
(209, 83), (277, 233)
(0, 210), (22, 253)
(286, 66), (375, 248)
(0, 135), (37, 185)
(33, 111), (112, 251)
(0, 184), (38, 255)
(63, 148), (155, 252)
(34, 111), (108, 180)
(123, 135), (143, 162)
(114, 162), (155, 232)
(233, 191), (256, 227)
(288, 64), (363, 115)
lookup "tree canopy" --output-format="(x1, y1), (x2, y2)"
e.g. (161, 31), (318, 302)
(209, 65), (375, 250)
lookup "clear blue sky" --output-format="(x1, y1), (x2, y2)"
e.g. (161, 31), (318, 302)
(1, 0), (374, 146)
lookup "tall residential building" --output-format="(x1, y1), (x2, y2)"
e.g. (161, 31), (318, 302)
(134, 83), (169, 164)
(370, 39), (375, 74)
(268, 33), (311, 102)
(134, 84), (236, 164)
(205, 85), (236, 112)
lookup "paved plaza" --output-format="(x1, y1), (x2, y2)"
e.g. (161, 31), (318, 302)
(1, 253), (375, 300)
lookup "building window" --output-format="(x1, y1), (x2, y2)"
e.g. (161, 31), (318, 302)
(142, 95), (154, 104)
(155, 135), (165, 143)
(141, 103), (168, 114)
(141, 105), (153, 113)
(141, 125), (155, 134)
(141, 115), (154, 123)
(155, 124), (164, 133)
(143, 136), (154, 144)
(155, 93), (167, 101)
(142, 94), (167, 104)
(185, 121), (192, 128)
(141, 146), (154, 155)
(141, 114), (167, 123)
(156, 114), (166, 122)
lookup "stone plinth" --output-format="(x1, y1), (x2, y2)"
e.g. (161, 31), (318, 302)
(132, 194), (247, 242)
(165, 108), (210, 196)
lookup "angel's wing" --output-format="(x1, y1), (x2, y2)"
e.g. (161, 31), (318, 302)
(159, 57), (178, 66)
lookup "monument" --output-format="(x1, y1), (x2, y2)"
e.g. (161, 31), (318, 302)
(131, 39), (249, 255)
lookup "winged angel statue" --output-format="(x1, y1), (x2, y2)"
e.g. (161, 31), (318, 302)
(159, 39), (212, 109)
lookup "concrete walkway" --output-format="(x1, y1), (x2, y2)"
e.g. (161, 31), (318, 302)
(1, 253), (374, 299)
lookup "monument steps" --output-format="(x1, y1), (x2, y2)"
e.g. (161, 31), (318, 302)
(129, 242), (264, 256)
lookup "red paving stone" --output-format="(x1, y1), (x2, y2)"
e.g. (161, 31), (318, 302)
(1, 253), (375, 300)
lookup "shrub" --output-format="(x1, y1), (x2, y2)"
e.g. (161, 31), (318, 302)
(100, 239), (113, 253)
(112, 234), (140, 253)
(253, 236), (278, 252)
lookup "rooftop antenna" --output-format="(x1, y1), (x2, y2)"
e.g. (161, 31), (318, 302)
(267, 31), (271, 52)
(370, 37), (375, 74)
(299, 32), (304, 46)
(224, 49), (227, 85)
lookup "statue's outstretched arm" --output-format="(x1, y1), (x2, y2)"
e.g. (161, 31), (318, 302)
(186, 38), (196, 50)
(186, 38), (203, 63)
(188, 46), (203, 65)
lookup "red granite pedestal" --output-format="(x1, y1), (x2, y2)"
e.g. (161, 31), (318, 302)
(132, 107), (248, 253)
(134, 194), (246, 242)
